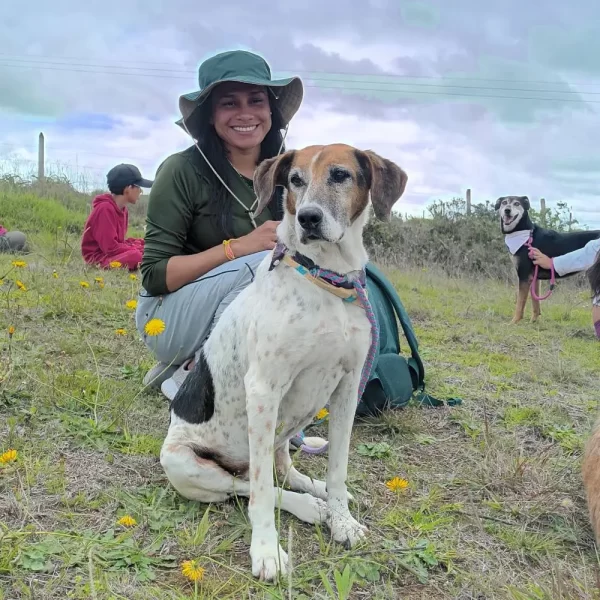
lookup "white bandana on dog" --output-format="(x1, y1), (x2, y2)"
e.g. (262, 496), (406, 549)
(504, 230), (531, 255)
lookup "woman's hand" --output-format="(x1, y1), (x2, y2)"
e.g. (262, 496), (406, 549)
(232, 220), (280, 256)
(165, 220), (280, 292)
(530, 248), (553, 270)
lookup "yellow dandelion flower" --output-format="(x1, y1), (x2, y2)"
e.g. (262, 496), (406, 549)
(11, 260), (27, 268)
(144, 318), (166, 337)
(16, 280), (26, 291)
(98, 282), (105, 289)
(52, 270), (59, 279)
(181, 559), (205, 582)
(385, 477), (409, 492)
(79, 281), (90, 289)
(8, 326), (15, 336)
(0, 449), (18, 464)
(315, 408), (329, 420)
(94, 277), (104, 284)
(109, 261), (122, 269)
(125, 299), (137, 310)
(115, 328), (127, 336)
(117, 515), (137, 527)
(129, 274), (137, 281)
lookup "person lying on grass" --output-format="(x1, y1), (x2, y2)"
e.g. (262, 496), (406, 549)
(0, 223), (28, 254)
(81, 164), (152, 271)
(530, 237), (600, 339)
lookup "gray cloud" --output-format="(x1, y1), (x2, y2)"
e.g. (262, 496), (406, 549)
(1, 0), (599, 227)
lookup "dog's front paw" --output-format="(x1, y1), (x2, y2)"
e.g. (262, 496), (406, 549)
(329, 514), (368, 548)
(250, 541), (288, 582)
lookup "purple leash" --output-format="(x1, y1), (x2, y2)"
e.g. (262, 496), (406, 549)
(315, 267), (379, 402)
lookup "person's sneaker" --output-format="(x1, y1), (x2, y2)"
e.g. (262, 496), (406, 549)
(143, 362), (178, 388)
(160, 360), (192, 401)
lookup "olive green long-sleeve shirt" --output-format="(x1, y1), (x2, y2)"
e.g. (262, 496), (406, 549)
(140, 146), (276, 296)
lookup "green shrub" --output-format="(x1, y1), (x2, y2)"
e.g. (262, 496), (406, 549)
(0, 189), (87, 235)
(364, 197), (586, 283)
(0, 174), (148, 236)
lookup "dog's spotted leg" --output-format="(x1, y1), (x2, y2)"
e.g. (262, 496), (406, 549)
(531, 279), (541, 322)
(274, 446), (353, 502)
(511, 280), (529, 324)
(271, 487), (330, 524)
(244, 363), (291, 582)
(326, 371), (368, 548)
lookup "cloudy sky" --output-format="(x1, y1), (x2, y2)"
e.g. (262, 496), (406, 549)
(1, 0), (600, 228)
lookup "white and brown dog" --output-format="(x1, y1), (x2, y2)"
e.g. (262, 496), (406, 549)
(159, 144), (407, 581)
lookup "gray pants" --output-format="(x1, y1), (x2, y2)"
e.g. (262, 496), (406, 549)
(0, 231), (27, 253)
(135, 250), (269, 367)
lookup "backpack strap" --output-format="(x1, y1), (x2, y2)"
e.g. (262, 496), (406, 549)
(365, 263), (424, 386)
(365, 263), (462, 409)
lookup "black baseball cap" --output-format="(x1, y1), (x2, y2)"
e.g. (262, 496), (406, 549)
(106, 164), (153, 193)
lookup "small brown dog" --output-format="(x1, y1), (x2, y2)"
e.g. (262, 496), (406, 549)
(582, 418), (600, 543)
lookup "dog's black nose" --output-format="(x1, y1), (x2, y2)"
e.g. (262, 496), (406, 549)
(504, 208), (511, 215)
(298, 207), (324, 230)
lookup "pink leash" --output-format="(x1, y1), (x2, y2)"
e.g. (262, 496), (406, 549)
(525, 234), (556, 301)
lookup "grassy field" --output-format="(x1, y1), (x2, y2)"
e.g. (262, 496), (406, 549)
(1, 188), (600, 599)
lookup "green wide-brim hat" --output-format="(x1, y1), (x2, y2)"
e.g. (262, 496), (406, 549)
(176, 50), (304, 135)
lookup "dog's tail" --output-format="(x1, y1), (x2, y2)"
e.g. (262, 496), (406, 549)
(582, 416), (600, 543)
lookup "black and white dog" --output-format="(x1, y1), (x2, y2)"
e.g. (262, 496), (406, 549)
(496, 195), (600, 323)
(160, 144), (408, 582)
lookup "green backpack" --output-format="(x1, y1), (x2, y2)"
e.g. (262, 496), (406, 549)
(292, 262), (462, 451)
(356, 263), (461, 418)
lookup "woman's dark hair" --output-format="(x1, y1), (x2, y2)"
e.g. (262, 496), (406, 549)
(588, 249), (600, 300)
(189, 91), (286, 239)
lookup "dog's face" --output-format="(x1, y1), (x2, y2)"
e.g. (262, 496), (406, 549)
(253, 144), (407, 245)
(495, 196), (530, 233)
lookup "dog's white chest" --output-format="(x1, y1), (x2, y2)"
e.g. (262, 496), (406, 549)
(167, 256), (372, 464)
(504, 230), (530, 255)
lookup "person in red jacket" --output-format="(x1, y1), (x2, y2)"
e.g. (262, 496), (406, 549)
(81, 164), (153, 271)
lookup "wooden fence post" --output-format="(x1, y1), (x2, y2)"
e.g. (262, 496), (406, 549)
(540, 198), (546, 226)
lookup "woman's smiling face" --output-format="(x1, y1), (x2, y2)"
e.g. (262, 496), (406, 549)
(211, 82), (272, 153)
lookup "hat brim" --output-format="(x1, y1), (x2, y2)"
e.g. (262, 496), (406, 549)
(135, 178), (154, 188)
(177, 75), (303, 136)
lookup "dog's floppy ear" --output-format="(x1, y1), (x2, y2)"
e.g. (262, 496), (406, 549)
(494, 197), (504, 211)
(519, 196), (530, 210)
(356, 149), (408, 222)
(253, 151), (295, 217)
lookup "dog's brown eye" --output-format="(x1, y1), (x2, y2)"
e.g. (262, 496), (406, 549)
(290, 174), (304, 187)
(330, 168), (350, 184)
